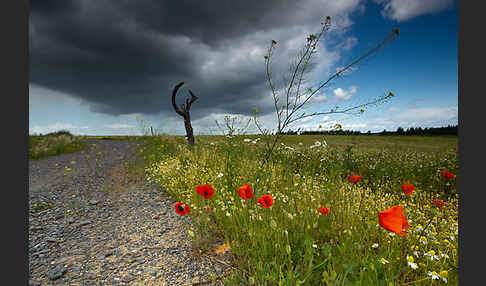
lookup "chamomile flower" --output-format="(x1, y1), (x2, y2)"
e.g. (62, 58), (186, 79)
(380, 258), (389, 264)
(439, 270), (448, 283)
(407, 255), (418, 269)
(424, 250), (439, 260)
(428, 271), (439, 280)
(371, 243), (379, 249)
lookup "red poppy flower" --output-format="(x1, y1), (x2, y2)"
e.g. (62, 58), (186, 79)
(344, 145), (348, 148)
(175, 202), (190, 215)
(378, 206), (409, 236)
(441, 169), (455, 180)
(317, 206), (330, 215)
(257, 194), (274, 208)
(402, 183), (416, 195)
(349, 174), (361, 184)
(206, 206), (211, 212)
(195, 185), (215, 199)
(237, 184), (253, 200)
(433, 199), (446, 208)
(453, 146), (458, 151)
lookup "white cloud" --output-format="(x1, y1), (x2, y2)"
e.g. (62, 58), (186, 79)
(335, 66), (358, 76)
(342, 123), (368, 129)
(29, 122), (89, 135)
(341, 36), (358, 50)
(348, 106), (458, 132)
(395, 106), (457, 122)
(312, 94), (329, 103)
(103, 124), (135, 129)
(333, 86), (357, 101)
(374, 0), (454, 22)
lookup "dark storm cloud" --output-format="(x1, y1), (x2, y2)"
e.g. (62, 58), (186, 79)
(29, 0), (361, 119)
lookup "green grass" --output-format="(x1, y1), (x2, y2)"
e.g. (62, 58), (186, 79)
(195, 134), (457, 152)
(31, 201), (55, 213)
(29, 131), (89, 160)
(140, 134), (458, 285)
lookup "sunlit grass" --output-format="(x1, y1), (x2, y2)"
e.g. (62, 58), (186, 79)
(29, 130), (88, 160)
(141, 134), (458, 285)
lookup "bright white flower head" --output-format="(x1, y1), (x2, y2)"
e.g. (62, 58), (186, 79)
(440, 253), (449, 259)
(428, 271), (439, 280)
(407, 255), (418, 269)
(372, 243), (379, 249)
(424, 250), (439, 260)
(439, 270), (448, 283)
(379, 258), (389, 264)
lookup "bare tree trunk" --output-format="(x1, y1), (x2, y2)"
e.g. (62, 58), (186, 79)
(184, 116), (195, 146)
(171, 82), (198, 146)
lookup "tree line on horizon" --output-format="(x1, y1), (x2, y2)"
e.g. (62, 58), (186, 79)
(281, 124), (458, 136)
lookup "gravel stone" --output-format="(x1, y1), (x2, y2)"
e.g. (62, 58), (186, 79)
(29, 139), (231, 285)
(46, 266), (67, 280)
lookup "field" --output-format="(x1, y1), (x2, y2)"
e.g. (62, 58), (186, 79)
(29, 131), (89, 160)
(140, 134), (458, 285)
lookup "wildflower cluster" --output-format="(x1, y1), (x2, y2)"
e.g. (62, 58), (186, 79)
(144, 136), (458, 285)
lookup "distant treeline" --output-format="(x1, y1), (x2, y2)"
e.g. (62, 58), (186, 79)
(281, 125), (458, 136)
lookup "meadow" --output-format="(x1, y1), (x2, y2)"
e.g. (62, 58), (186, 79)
(140, 134), (458, 285)
(29, 130), (89, 160)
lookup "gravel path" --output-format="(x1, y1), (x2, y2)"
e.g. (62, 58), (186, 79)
(29, 139), (233, 286)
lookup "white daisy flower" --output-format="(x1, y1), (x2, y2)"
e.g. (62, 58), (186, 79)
(407, 255), (418, 269)
(424, 250), (439, 260)
(379, 258), (389, 264)
(428, 271), (439, 280)
(439, 270), (448, 283)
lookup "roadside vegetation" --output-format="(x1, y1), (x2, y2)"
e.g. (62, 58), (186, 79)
(140, 134), (458, 285)
(29, 130), (89, 160)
